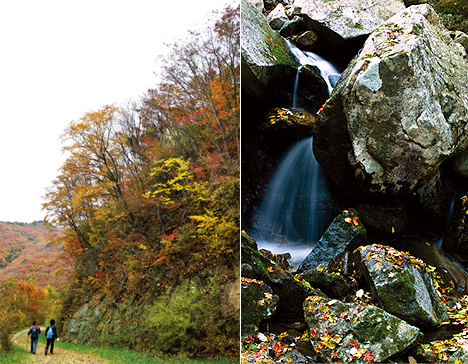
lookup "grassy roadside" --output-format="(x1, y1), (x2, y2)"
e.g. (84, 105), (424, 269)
(7, 331), (237, 364)
(47, 338), (238, 364)
(0, 343), (31, 363)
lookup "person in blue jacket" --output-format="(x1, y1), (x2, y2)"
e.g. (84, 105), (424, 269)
(44, 319), (59, 355)
(27, 320), (41, 354)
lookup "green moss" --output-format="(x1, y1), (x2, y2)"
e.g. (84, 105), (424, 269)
(241, 0), (298, 67)
(346, 19), (364, 30)
(241, 282), (270, 330)
(353, 306), (399, 342)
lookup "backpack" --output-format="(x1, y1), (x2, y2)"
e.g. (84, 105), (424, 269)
(31, 325), (39, 338)
(47, 325), (54, 339)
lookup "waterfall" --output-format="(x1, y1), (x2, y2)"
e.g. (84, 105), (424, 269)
(249, 42), (341, 270)
(292, 66), (302, 109)
(286, 39), (341, 96)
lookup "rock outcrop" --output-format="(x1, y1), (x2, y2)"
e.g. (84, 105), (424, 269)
(358, 244), (449, 329)
(241, 0), (324, 106)
(314, 5), (468, 196)
(297, 209), (367, 273)
(242, 231), (320, 321)
(288, 0), (406, 47)
(241, 278), (279, 338)
(303, 295), (422, 363)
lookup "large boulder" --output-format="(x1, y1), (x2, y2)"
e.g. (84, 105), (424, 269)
(298, 269), (352, 298)
(241, 231), (321, 321)
(358, 244), (449, 329)
(296, 209), (367, 273)
(241, 278), (279, 338)
(241, 0), (324, 106)
(288, 0), (406, 47)
(303, 296), (422, 363)
(267, 3), (289, 30)
(314, 5), (468, 196)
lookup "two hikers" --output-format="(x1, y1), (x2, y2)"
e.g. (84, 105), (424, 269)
(26, 319), (59, 355)
(27, 320), (40, 354)
(45, 319), (59, 355)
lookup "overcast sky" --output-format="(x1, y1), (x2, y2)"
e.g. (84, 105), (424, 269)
(0, 0), (234, 223)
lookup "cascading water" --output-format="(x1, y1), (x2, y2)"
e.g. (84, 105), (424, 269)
(292, 65), (302, 109)
(286, 39), (341, 96)
(249, 41), (342, 270)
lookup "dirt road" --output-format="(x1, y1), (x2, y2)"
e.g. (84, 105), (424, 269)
(12, 329), (109, 364)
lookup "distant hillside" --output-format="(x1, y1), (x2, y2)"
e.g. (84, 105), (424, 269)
(0, 221), (71, 289)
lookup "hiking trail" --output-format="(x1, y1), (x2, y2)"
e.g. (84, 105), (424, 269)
(12, 329), (108, 363)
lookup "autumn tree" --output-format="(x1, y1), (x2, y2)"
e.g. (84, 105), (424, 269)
(140, 4), (239, 172)
(42, 4), (239, 359)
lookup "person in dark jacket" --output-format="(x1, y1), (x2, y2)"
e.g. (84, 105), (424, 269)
(44, 319), (59, 355)
(27, 320), (41, 354)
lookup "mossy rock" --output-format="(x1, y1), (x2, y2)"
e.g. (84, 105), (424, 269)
(303, 296), (423, 363)
(241, 278), (279, 338)
(357, 244), (449, 329)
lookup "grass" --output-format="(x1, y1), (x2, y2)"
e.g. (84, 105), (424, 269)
(40, 335), (236, 364)
(0, 343), (31, 363)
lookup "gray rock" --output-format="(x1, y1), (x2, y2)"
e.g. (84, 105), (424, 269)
(249, 0), (264, 13)
(264, 0), (280, 11)
(298, 269), (352, 298)
(241, 0), (299, 101)
(303, 296), (422, 363)
(241, 278), (279, 338)
(279, 15), (303, 37)
(314, 5), (468, 196)
(453, 31), (468, 55)
(267, 3), (289, 30)
(242, 231), (323, 321)
(358, 244), (449, 329)
(296, 209), (367, 273)
(288, 0), (405, 47)
(448, 347), (468, 364)
(295, 30), (319, 51)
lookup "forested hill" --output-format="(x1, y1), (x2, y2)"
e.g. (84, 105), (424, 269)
(0, 221), (70, 289)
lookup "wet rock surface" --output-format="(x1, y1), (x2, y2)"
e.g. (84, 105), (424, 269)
(303, 295), (423, 363)
(358, 244), (449, 329)
(314, 5), (468, 196)
(241, 278), (280, 338)
(288, 0), (406, 46)
(296, 209), (367, 273)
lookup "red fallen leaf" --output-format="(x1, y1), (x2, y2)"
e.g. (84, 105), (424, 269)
(349, 339), (360, 348)
(272, 342), (282, 358)
(364, 351), (374, 362)
(311, 327), (318, 338)
(340, 311), (349, 319)
(268, 38), (275, 46)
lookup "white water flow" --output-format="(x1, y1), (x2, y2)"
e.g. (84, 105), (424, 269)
(286, 39), (341, 96)
(251, 43), (341, 270)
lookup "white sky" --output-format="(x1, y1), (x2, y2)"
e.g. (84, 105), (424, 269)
(0, 0), (234, 223)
